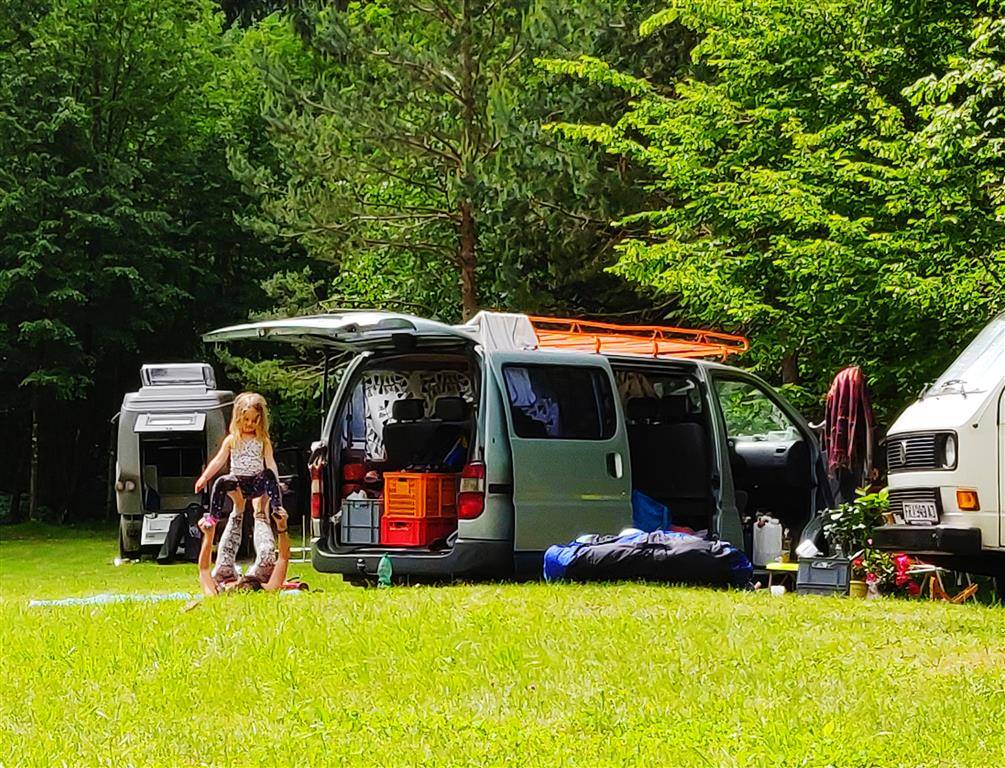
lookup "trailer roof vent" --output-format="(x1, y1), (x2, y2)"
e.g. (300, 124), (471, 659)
(140, 363), (216, 389)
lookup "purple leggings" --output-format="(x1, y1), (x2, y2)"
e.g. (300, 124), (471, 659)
(208, 469), (282, 523)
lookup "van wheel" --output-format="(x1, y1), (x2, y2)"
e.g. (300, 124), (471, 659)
(995, 575), (1005, 605)
(119, 516), (142, 558)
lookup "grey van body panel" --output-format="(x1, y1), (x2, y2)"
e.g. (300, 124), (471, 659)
(487, 350), (633, 551)
(460, 347), (514, 542)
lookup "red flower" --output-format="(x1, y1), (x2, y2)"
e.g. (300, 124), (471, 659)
(907, 581), (921, 596)
(853, 557), (864, 570)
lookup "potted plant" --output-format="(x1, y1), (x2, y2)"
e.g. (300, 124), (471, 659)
(823, 488), (891, 597)
(823, 488), (888, 557)
(851, 548), (920, 597)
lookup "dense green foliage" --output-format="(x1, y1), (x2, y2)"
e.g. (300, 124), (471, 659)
(2, 526), (1003, 765)
(3, 0), (1005, 519)
(546, 0), (1005, 412)
(233, 0), (687, 320)
(0, 0), (302, 518)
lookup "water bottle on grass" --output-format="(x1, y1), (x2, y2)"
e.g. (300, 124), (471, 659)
(377, 554), (392, 588)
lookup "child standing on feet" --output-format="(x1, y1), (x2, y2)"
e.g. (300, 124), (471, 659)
(195, 392), (285, 581)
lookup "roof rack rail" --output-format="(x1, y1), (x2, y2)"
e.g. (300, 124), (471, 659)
(527, 316), (749, 361)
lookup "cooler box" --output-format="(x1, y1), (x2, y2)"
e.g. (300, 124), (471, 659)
(380, 516), (456, 547)
(341, 498), (382, 545)
(384, 472), (459, 518)
(796, 556), (851, 596)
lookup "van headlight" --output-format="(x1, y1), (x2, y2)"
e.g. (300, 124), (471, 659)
(938, 434), (957, 469)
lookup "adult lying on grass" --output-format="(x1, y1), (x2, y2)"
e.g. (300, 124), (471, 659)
(197, 503), (293, 595)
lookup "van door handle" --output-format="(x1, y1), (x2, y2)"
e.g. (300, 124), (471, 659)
(606, 452), (624, 479)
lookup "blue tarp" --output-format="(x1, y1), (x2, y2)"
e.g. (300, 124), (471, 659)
(544, 529), (753, 587)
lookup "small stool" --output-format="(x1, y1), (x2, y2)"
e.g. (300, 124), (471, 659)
(766, 561), (799, 590)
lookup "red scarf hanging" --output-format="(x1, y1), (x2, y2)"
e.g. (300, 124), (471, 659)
(822, 366), (875, 474)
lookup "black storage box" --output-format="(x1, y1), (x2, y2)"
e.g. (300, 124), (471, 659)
(796, 556), (851, 596)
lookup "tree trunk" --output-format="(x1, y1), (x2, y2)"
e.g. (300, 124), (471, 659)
(29, 388), (39, 520)
(781, 350), (800, 385)
(458, 200), (478, 321)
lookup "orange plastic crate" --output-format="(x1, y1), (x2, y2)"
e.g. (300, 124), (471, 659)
(384, 472), (459, 518)
(380, 515), (457, 547)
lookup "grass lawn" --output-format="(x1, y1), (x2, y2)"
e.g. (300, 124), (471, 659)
(1, 524), (1003, 767)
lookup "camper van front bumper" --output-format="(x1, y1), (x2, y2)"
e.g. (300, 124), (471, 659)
(312, 537), (513, 581)
(872, 524), (981, 555)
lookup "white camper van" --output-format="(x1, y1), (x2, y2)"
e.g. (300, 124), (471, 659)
(873, 313), (1005, 591)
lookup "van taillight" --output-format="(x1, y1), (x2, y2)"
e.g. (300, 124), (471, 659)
(310, 461), (323, 520)
(458, 462), (486, 519)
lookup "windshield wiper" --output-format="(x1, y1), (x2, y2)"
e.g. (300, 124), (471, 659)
(932, 379), (968, 397)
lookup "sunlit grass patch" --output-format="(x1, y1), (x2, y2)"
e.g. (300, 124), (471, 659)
(1, 525), (1003, 767)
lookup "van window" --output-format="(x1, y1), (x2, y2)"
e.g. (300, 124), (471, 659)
(503, 365), (615, 440)
(714, 379), (798, 441)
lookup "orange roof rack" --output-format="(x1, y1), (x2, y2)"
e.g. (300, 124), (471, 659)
(527, 316), (749, 361)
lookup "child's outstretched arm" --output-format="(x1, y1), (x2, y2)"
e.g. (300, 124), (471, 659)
(264, 440), (280, 481)
(263, 510), (291, 592)
(197, 518), (219, 596)
(195, 435), (233, 493)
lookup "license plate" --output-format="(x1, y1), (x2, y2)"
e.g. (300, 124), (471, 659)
(903, 501), (939, 525)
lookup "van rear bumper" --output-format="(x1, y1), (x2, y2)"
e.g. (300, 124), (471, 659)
(312, 537), (513, 580)
(871, 524), (981, 555)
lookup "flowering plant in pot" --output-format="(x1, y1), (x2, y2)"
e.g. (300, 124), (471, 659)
(851, 547), (921, 597)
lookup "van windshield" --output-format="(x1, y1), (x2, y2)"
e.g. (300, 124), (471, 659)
(928, 313), (1005, 396)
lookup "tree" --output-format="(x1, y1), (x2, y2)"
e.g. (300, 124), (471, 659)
(234, 0), (693, 321)
(546, 0), (1003, 415)
(0, 0), (281, 519)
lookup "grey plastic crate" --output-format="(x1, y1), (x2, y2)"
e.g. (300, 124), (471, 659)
(341, 498), (382, 545)
(796, 556), (851, 596)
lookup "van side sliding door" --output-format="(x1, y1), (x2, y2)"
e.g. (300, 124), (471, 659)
(488, 351), (633, 555)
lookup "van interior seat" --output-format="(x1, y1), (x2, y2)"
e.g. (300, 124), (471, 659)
(626, 396), (711, 527)
(383, 398), (436, 468)
(660, 393), (699, 424)
(626, 397), (659, 425)
(427, 396), (471, 464)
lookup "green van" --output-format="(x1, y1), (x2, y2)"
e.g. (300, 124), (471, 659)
(204, 311), (832, 580)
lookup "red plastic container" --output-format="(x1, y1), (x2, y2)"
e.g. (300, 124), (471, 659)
(380, 515), (456, 547)
(342, 463), (366, 482)
(384, 472), (459, 518)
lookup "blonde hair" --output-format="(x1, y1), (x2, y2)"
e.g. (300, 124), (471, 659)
(229, 392), (272, 448)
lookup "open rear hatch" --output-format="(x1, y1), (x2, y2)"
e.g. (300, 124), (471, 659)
(203, 312), (477, 351)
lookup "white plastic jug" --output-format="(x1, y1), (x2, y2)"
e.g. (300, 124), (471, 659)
(753, 517), (784, 566)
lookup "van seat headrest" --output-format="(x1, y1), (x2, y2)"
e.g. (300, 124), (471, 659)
(391, 398), (425, 421)
(433, 396), (468, 421)
(626, 397), (659, 423)
(660, 394), (691, 423)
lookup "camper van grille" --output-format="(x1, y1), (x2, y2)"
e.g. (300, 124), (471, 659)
(887, 434), (938, 473)
(888, 488), (941, 518)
